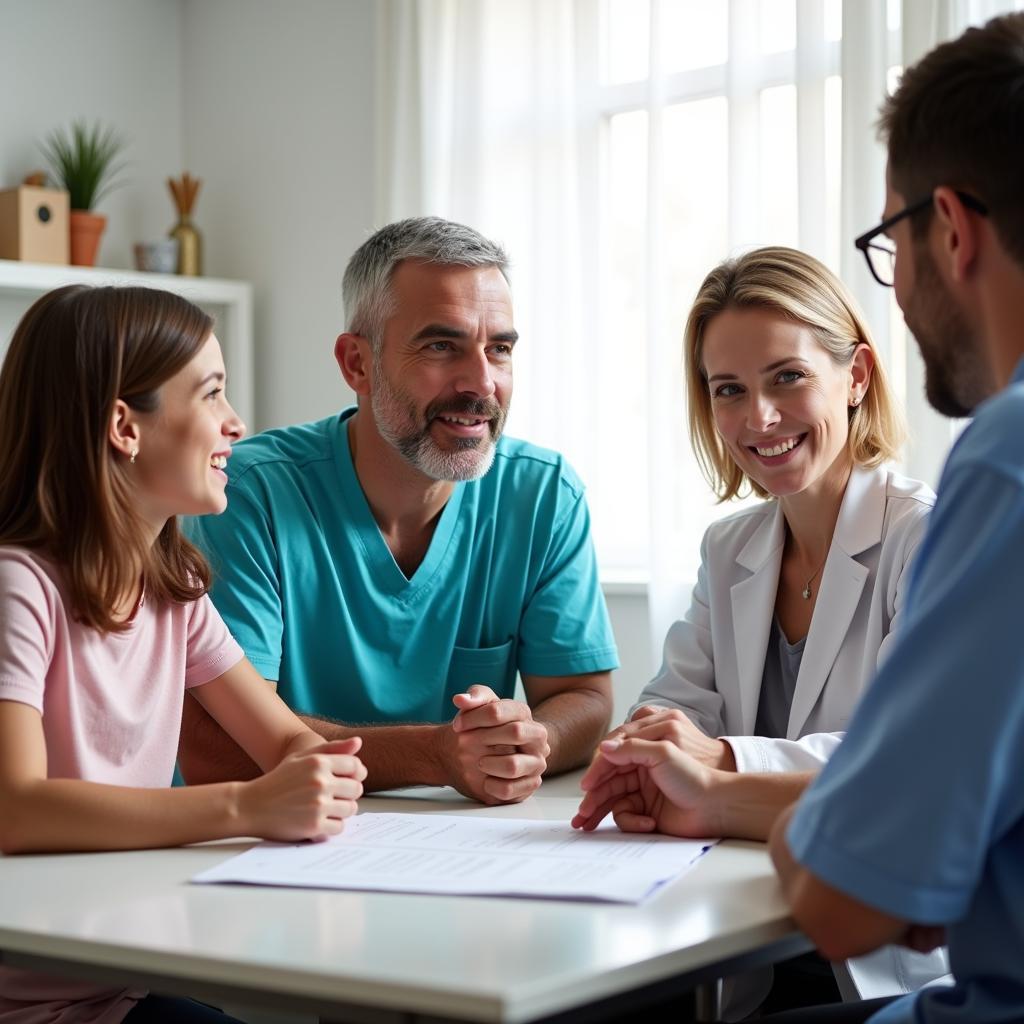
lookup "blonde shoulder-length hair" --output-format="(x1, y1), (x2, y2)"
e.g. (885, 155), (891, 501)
(685, 246), (906, 502)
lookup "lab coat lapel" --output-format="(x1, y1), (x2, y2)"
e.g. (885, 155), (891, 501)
(787, 466), (882, 738)
(731, 504), (786, 735)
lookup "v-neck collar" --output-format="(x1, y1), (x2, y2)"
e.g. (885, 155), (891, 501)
(332, 409), (465, 600)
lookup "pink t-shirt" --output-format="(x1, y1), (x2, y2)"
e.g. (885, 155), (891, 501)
(0, 547), (244, 1023)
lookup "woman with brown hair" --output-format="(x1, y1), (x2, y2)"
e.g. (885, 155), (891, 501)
(0, 285), (365, 1023)
(575, 248), (949, 1015)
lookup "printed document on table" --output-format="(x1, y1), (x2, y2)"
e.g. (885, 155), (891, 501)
(193, 812), (718, 903)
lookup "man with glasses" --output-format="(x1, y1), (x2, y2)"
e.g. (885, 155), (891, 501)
(763, 11), (1024, 1023)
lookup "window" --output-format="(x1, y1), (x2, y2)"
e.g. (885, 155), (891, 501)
(584, 0), (852, 576)
(379, 0), (1024, 583)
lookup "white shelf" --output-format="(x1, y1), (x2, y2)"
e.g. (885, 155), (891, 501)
(0, 259), (254, 429)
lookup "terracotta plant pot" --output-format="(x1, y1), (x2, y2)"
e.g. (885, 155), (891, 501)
(69, 210), (107, 267)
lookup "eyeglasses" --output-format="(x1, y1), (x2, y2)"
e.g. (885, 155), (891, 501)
(854, 191), (989, 287)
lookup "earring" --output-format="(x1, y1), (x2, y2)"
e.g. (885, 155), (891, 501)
(130, 447), (138, 464)
(850, 395), (861, 408)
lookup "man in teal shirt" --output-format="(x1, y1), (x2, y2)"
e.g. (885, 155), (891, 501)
(181, 217), (618, 803)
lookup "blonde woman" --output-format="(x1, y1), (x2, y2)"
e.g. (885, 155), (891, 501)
(574, 248), (948, 1015)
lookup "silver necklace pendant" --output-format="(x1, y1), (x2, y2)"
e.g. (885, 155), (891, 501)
(802, 583), (812, 600)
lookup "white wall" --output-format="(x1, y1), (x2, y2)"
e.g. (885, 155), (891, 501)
(604, 591), (654, 724)
(179, 0), (372, 432)
(0, 0), (183, 270)
(2, 0), (372, 433)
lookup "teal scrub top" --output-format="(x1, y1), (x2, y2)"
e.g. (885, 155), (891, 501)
(187, 410), (619, 723)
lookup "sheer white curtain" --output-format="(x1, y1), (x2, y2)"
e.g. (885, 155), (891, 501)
(375, 0), (1022, 674)
(374, 0), (599, 479)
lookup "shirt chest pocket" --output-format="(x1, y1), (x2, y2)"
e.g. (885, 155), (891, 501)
(445, 638), (516, 700)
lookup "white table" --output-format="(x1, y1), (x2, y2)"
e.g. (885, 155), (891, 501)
(0, 773), (810, 1023)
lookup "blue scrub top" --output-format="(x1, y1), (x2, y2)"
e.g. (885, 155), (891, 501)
(788, 361), (1024, 1024)
(188, 409), (618, 723)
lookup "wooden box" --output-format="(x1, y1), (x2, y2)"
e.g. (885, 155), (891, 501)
(0, 186), (70, 264)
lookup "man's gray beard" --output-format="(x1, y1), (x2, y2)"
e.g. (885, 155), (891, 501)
(370, 371), (501, 482)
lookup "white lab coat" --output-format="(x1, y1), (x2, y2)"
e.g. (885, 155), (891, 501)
(633, 464), (950, 1015)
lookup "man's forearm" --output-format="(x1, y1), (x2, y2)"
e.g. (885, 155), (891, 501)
(178, 694), (453, 792)
(307, 718), (451, 792)
(532, 687), (612, 775)
(768, 801), (912, 960)
(178, 693), (263, 784)
(713, 773), (814, 841)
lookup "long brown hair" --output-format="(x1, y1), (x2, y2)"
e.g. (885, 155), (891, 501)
(0, 285), (215, 631)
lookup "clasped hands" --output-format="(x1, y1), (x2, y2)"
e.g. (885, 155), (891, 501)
(611, 705), (736, 770)
(571, 706), (726, 838)
(442, 684), (550, 805)
(575, 706), (736, 834)
(571, 707), (948, 957)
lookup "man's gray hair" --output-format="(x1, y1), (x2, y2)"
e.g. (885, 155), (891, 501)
(342, 216), (510, 349)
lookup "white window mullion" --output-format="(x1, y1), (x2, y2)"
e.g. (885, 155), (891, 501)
(728, 0), (762, 250)
(574, 0), (606, 488)
(796, 0), (828, 262)
(839, 0), (891, 360)
(644, 0), (673, 572)
(660, 65), (730, 104)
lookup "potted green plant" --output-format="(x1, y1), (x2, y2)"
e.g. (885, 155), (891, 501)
(41, 120), (127, 267)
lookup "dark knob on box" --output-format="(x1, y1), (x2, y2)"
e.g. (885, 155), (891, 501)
(37, 205), (52, 224)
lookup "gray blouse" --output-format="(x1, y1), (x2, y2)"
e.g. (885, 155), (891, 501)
(754, 617), (806, 738)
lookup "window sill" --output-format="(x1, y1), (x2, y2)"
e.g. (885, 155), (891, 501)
(599, 571), (649, 597)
